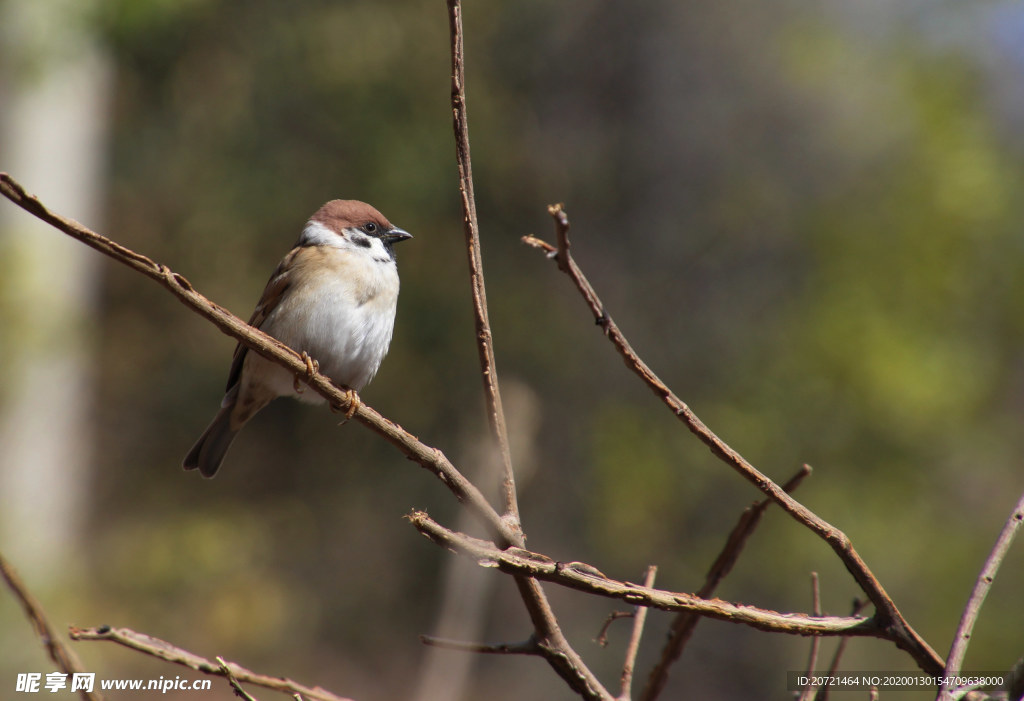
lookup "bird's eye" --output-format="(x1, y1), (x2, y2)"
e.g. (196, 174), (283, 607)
(364, 222), (378, 234)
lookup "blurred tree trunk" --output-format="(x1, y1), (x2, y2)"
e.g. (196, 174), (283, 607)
(412, 381), (540, 701)
(0, 0), (111, 580)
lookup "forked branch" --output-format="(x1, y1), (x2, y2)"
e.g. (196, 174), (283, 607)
(410, 511), (878, 637)
(523, 205), (943, 676)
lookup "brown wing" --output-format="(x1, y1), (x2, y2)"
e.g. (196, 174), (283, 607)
(225, 249), (298, 392)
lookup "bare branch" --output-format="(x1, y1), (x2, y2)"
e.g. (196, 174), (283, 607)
(523, 210), (943, 675)
(938, 488), (1024, 701)
(817, 598), (869, 701)
(217, 656), (259, 701)
(640, 464), (811, 701)
(446, 0), (518, 527)
(798, 573), (822, 701)
(619, 566), (657, 701)
(708, 464), (812, 589)
(549, 203), (572, 274)
(410, 511), (877, 637)
(512, 576), (614, 700)
(68, 626), (351, 701)
(595, 612), (635, 648)
(0, 553), (102, 701)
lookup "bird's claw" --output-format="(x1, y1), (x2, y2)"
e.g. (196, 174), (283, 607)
(294, 352), (319, 393)
(344, 388), (360, 419)
(330, 387), (361, 423)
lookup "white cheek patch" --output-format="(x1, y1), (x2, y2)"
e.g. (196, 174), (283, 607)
(362, 235), (392, 261)
(298, 220), (339, 247)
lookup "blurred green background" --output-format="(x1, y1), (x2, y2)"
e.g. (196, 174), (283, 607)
(2, 0), (1024, 699)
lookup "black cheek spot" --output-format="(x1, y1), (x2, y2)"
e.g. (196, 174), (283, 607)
(353, 235), (372, 248)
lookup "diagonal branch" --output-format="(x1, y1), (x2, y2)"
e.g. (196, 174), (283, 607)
(69, 626), (350, 701)
(523, 206), (944, 676)
(619, 566), (657, 701)
(510, 576), (613, 700)
(1, 553), (103, 701)
(216, 656), (260, 701)
(938, 487), (1024, 701)
(640, 464), (812, 701)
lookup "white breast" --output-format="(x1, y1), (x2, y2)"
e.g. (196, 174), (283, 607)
(259, 248), (400, 399)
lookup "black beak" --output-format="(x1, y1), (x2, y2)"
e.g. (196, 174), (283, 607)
(383, 227), (412, 245)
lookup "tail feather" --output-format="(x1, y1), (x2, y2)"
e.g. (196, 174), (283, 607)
(183, 405), (239, 478)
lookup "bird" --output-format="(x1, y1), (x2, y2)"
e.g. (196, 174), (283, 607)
(183, 199), (412, 478)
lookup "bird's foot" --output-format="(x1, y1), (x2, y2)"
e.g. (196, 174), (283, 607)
(294, 352), (319, 393)
(330, 387), (361, 423)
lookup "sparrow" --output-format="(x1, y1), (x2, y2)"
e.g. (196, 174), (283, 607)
(183, 199), (412, 478)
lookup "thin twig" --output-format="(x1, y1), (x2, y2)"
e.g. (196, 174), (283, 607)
(523, 210), (944, 676)
(68, 626), (351, 701)
(551, 203), (572, 274)
(0, 553), (103, 701)
(446, 0), (518, 527)
(938, 488), (1024, 701)
(816, 598), (869, 701)
(640, 464), (811, 701)
(798, 573), (822, 701)
(419, 635), (540, 655)
(217, 656), (259, 701)
(595, 612), (635, 648)
(410, 511), (877, 636)
(514, 576), (613, 700)
(619, 566), (657, 701)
